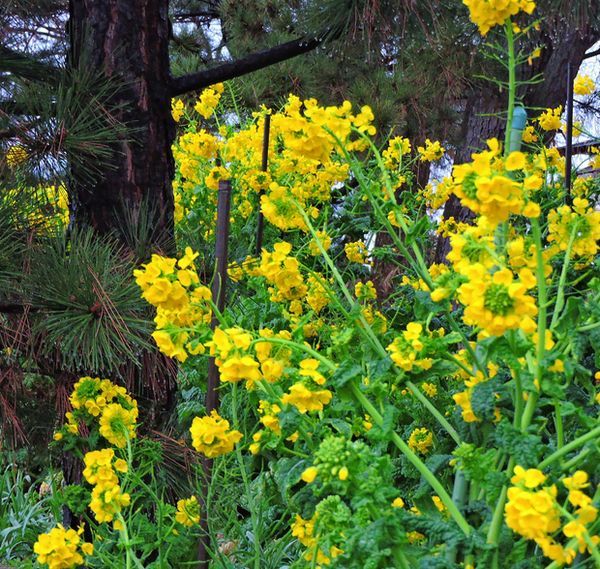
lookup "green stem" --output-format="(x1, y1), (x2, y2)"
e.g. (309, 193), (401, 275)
(553, 399), (564, 450)
(537, 425), (600, 470)
(232, 384), (262, 569)
(561, 448), (590, 471)
(549, 226), (576, 330)
(116, 513), (143, 569)
(520, 218), (547, 431)
(406, 381), (461, 445)
(297, 204), (462, 442)
(251, 337), (336, 371)
(486, 462), (512, 545)
(350, 382), (471, 536)
(503, 19), (516, 156)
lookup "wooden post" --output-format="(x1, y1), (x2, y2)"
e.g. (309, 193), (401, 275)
(198, 179), (231, 567)
(254, 113), (271, 256)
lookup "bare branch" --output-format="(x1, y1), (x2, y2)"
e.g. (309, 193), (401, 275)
(170, 35), (322, 96)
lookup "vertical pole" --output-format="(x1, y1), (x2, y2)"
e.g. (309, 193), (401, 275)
(255, 113), (271, 256)
(198, 179), (231, 568)
(509, 105), (527, 153)
(565, 62), (574, 203)
(206, 179), (231, 413)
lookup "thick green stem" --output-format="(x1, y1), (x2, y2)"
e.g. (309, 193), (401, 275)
(538, 425), (600, 470)
(350, 382), (472, 536)
(503, 20), (516, 156)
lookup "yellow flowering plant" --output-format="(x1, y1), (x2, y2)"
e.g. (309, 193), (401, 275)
(29, 1), (599, 566)
(44, 378), (205, 568)
(130, 5), (600, 560)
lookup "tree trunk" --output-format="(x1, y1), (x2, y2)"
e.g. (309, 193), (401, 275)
(68, 0), (175, 250)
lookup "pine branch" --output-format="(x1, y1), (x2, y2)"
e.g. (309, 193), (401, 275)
(169, 35), (323, 96)
(0, 46), (61, 84)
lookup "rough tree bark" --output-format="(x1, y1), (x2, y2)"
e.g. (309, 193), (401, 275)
(68, 0), (176, 248)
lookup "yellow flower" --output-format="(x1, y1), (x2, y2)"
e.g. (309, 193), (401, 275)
(171, 98), (185, 122)
(190, 410), (243, 458)
(421, 382), (438, 397)
(34, 525), (93, 569)
(89, 483), (131, 523)
(408, 427), (433, 454)
(98, 403), (137, 448)
(5, 144), (28, 168)
(505, 484), (561, 541)
(83, 448), (121, 486)
(457, 264), (537, 336)
(563, 471), (590, 491)
(392, 497), (405, 508)
(308, 230), (332, 256)
(301, 466), (319, 483)
(344, 240), (369, 264)
(511, 465), (546, 488)
(537, 106), (563, 131)
(219, 355), (262, 387)
(383, 136), (411, 168)
(505, 151), (526, 171)
(194, 84), (223, 118)
(547, 198), (600, 259)
(175, 496), (200, 527)
(417, 139), (445, 162)
(522, 125), (538, 143)
(463, 0), (536, 36)
(574, 74), (595, 96)
(281, 382), (332, 413)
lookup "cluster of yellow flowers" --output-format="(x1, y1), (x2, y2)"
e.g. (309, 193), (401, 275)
(505, 467), (599, 565)
(345, 240), (369, 264)
(407, 427), (434, 455)
(83, 448), (131, 526)
(537, 106), (563, 131)
(451, 142), (541, 226)
(189, 409), (243, 458)
(34, 525), (93, 569)
(462, 0), (536, 35)
(175, 496), (201, 527)
(574, 74), (596, 96)
(453, 356), (500, 422)
(194, 82), (224, 118)
(208, 327), (262, 388)
(291, 514), (343, 567)
(4, 143), (28, 168)
(63, 376), (138, 448)
(386, 322), (437, 373)
(171, 92), (377, 232)
(417, 139), (445, 162)
(547, 198), (600, 260)
(458, 264), (538, 336)
(281, 360), (333, 414)
(134, 247), (212, 362)
(228, 242), (331, 326)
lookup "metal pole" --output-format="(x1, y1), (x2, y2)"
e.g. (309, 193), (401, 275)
(565, 62), (574, 203)
(198, 179), (231, 568)
(255, 113), (271, 256)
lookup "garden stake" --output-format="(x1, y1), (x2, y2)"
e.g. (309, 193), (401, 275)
(198, 179), (232, 568)
(254, 112), (271, 255)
